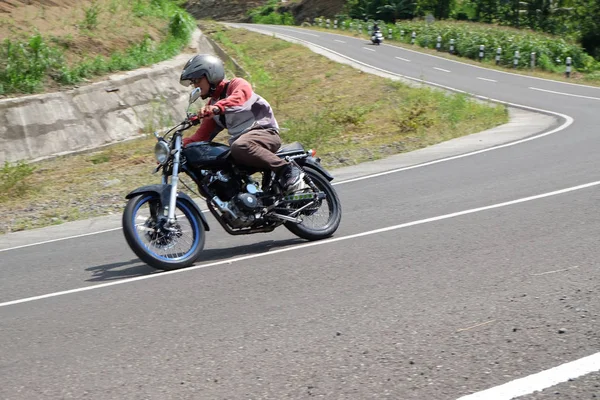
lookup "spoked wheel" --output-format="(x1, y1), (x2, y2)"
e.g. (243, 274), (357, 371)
(122, 194), (205, 270)
(284, 167), (342, 240)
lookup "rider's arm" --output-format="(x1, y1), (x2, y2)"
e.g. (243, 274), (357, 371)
(212, 78), (253, 114)
(183, 117), (222, 146)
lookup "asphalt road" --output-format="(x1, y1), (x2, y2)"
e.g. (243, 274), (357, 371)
(1, 25), (600, 399)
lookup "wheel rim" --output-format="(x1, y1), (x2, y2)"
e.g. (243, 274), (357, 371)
(294, 177), (336, 231)
(132, 196), (201, 262)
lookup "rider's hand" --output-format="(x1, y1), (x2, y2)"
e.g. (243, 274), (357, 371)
(200, 105), (221, 118)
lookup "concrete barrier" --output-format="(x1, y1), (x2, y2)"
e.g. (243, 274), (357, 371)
(0, 29), (218, 164)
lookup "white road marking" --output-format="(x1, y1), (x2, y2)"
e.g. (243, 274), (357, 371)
(0, 227), (122, 252)
(434, 67), (451, 72)
(529, 87), (600, 100)
(456, 352), (600, 400)
(395, 56), (411, 62)
(336, 107), (572, 186)
(363, 47), (375, 51)
(477, 77), (497, 82)
(2, 179), (600, 309)
(334, 39), (346, 43)
(273, 27), (319, 37)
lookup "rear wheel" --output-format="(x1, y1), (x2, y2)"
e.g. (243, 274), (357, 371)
(284, 167), (342, 240)
(122, 194), (205, 270)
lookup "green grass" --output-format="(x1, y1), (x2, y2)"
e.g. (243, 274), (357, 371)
(0, 0), (195, 95)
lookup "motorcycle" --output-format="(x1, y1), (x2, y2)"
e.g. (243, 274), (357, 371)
(122, 88), (342, 271)
(371, 30), (384, 45)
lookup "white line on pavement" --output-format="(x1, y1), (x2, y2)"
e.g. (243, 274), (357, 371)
(363, 47), (375, 51)
(2, 179), (600, 309)
(529, 87), (600, 100)
(456, 352), (600, 400)
(434, 67), (451, 72)
(395, 56), (411, 62)
(477, 77), (497, 82)
(334, 39), (346, 43)
(273, 27), (319, 37)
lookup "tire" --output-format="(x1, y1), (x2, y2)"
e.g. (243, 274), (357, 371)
(122, 194), (205, 270)
(284, 167), (342, 240)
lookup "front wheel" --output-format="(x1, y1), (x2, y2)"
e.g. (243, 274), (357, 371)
(284, 167), (342, 240)
(122, 194), (205, 270)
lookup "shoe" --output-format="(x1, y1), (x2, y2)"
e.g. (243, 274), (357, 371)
(278, 163), (304, 192)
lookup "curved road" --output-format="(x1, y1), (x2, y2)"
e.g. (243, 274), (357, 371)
(1, 25), (600, 399)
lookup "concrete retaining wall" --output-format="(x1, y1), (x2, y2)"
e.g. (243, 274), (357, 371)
(0, 29), (218, 164)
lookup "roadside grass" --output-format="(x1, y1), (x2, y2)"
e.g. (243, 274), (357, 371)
(0, 22), (508, 234)
(307, 26), (600, 87)
(0, 0), (194, 95)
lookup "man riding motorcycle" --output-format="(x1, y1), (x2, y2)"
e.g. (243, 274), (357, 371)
(179, 53), (303, 192)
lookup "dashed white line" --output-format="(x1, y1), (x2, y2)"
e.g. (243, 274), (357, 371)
(395, 56), (411, 62)
(2, 179), (600, 308)
(456, 352), (600, 400)
(477, 77), (497, 82)
(363, 47), (375, 52)
(434, 67), (451, 72)
(334, 39), (346, 43)
(529, 87), (600, 100)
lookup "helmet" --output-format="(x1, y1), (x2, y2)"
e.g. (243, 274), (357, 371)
(179, 54), (225, 87)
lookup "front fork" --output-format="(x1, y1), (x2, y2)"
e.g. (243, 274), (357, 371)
(164, 135), (182, 223)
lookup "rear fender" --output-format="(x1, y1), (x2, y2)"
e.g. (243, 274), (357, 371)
(125, 184), (210, 231)
(296, 157), (334, 181)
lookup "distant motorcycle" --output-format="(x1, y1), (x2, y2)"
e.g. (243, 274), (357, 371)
(371, 30), (384, 45)
(122, 88), (342, 271)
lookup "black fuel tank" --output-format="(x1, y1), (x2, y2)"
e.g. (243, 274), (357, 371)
(182, 142), (231, 168)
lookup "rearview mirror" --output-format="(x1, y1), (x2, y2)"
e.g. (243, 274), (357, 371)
(189, 87), (202, 106)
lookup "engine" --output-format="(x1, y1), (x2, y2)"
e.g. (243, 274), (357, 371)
(206, 171), (262, 229)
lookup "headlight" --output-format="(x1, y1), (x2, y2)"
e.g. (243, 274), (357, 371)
(154, 140), (170, 165)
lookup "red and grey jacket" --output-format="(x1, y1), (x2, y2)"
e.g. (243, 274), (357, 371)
(183, 78), (279, 146)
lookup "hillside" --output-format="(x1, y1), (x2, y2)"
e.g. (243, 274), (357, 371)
(0, 0), (166, 63)
(184, 0), (346, 23)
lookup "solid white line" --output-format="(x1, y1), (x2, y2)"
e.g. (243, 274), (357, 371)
(477, 77), (497, 82)
(2, 179), (600, 308)
(395, 56), (411, 62)
(529, 87), (600, 100)
(273, 27), (319, 37)
(334, 39), (346, 43)
(363, 47), (375, 51)
(0, 227), (122, 253)
(456, 352), (600, 400)
(434, 67), (451, 72)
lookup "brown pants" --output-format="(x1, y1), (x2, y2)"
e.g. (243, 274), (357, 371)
(230, 129), (288, 172)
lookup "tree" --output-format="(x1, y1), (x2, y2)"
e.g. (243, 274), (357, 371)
(376, 0), (416, 20)
(476, 0), (499, 22)
(572, 0), (600, 58)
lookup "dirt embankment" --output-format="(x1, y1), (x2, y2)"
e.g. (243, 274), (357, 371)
(184, 0), (345, 23)
(0, 0), (163, 65)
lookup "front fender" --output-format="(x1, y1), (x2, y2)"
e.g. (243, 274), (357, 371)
(125, 184), (210, 231)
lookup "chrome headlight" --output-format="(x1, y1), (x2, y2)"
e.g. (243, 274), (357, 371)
(154, 140), (170, 165)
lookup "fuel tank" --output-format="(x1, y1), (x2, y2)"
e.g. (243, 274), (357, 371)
(182, 141), (231, 168)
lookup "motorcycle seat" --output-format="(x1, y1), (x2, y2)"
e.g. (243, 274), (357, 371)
(276, 142), (305, 157)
